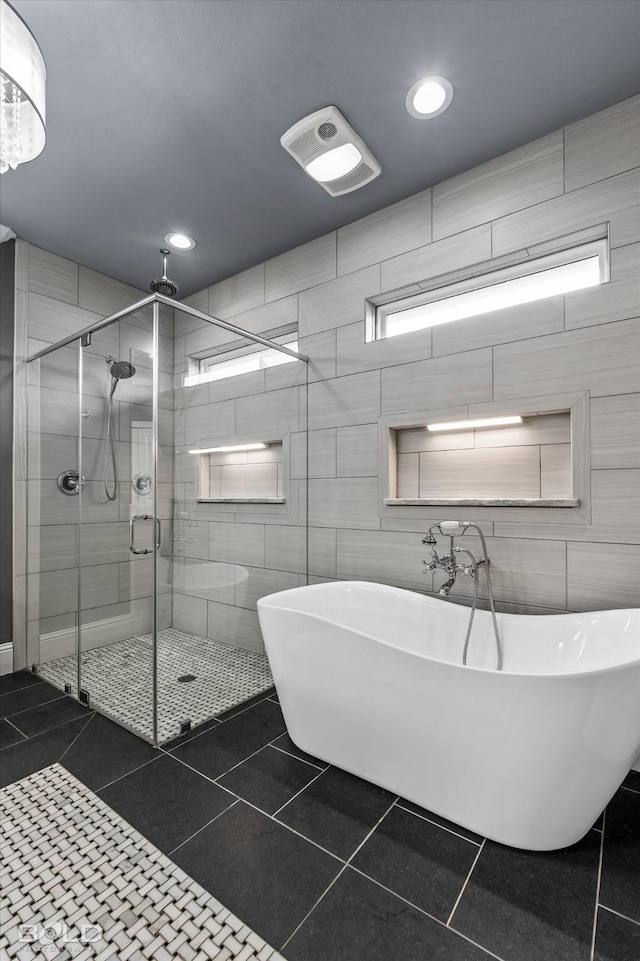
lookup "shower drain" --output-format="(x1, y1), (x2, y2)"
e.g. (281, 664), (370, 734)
(177, 674), (196, 683)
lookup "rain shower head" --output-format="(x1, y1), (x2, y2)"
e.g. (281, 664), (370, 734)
(150, 247), (179, 298)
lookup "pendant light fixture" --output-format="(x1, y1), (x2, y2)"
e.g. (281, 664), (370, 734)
(0, 0), (46, 174)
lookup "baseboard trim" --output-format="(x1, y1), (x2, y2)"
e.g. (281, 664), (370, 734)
(0, 642), (14, 675)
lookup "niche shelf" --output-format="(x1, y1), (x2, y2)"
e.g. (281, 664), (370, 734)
(378, 391), (590, 518)
(195, 440), (285, 504)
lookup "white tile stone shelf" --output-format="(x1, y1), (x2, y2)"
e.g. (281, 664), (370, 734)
(198, 498), (286, 504)
(385, 498), (580, 507)
(37, 629), (274, 744)
(0, 764), (286, 961)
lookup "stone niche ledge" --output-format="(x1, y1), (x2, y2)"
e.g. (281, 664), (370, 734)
(384, 498), (580, 507)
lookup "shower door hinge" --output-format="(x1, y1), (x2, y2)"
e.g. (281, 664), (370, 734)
(180, 720), (192, 735)
(31, 663), (39, 674)
(64, 683), (72, 695)
(81, 333), (92, 347)
(79, 689), (90, 707)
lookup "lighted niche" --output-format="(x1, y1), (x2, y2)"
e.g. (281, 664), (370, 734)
(191, 442), (285, 503)
(378, 391), (590, 516)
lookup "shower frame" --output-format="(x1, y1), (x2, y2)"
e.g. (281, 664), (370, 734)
(26, 293), (309, 746)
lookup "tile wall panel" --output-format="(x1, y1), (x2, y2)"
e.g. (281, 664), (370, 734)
(337, 189), (432, 276)
(492, 167), (640, 255)
(567, 542), (640, 611)
(493, 318), (640, 400)
(265, 232), (336, 302)
(298, 265), (380, 337)
(380, 224), (491, 292)
(308, 370), (381, 430)
(432, 130), (564, 240)
(336, 424), (378, 477)
(208, 263), (265, 319)
(564, 242), (640, 331)
(381, 349), (493, 414)
(28, 246), (79, 305)
(564, 95), (640, 192)
(590, 394), (640, 469)
(14, 97), (640, 678)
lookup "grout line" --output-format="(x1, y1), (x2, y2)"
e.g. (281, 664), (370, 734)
(597, 904), (640, 928)
(57, 712), (95, 763)
(268, 742), (326, 772)
(446, 838), (486, 927)
(3, 691), (66, 721)
(167, 798), (239, 856)
(394, 800), (482, 847)
(590, 808), (606, 961)
(271, 764), (327, 817)
(6, 704), (92, 741)
(92, 753), (162, 793)
(0, 676), (45, 696)
(620, 783), (640, 796)
(348, 861), (506, 961)
(280, 796), (398, 952)
(1, 716), (28, 742)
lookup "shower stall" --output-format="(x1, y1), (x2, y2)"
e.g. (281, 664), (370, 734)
(26, 295), (308, 745)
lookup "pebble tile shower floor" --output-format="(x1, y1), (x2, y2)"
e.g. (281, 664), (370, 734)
(37, 629), (274, 743)
(1, 672), (638, 961)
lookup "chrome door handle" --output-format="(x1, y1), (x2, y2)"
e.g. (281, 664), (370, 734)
(129, 514), (161, 555)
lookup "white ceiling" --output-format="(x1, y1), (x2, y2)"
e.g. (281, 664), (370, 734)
(4, 0), (640, 298)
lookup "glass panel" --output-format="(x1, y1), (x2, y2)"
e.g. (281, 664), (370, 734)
(158, 306), (308, 743)
(27, 340), (81, 695)
(77, 305), (159, 742)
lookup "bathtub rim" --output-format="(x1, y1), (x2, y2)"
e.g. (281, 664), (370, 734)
(257, 581), (640, 681)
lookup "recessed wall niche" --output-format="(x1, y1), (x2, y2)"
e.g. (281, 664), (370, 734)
(196, 442), (285, 503)
(378, 390), (590, 516)
(397, 413), (571, 501)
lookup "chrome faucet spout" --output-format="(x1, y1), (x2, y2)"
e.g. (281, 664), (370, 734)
(439, 578), (456, 596)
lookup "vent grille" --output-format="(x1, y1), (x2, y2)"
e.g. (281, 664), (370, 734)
(325, 162), (375, 195)
(289, 128), (323, 163)
(317, 121), (337, 140)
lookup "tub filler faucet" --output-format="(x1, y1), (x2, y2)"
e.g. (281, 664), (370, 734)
(421, 520), (503, 670)
(421, 521), (484, 595)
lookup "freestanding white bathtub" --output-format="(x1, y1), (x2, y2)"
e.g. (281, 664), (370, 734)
(257, 581), (640, 851)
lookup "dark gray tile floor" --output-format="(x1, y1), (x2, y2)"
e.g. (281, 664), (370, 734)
(2, 670), (639, 960)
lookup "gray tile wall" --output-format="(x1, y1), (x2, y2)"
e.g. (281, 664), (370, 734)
(13, 95), (640, 675)
(178, 94), (640, 622)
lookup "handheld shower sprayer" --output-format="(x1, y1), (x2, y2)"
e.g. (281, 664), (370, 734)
(422, 520), (470, 544)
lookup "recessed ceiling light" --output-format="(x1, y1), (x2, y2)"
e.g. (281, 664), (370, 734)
(406, 76), (454, 119)
(164, 232), (196, 250)
(306, 144), (362, 183)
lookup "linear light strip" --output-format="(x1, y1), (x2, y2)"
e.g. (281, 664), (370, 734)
(188, 443), (267, 454)
(427, 416), (523, 432)
(384, 253), (602, 338)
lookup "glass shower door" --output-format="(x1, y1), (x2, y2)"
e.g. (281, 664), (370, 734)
(77, 305), (160, 742)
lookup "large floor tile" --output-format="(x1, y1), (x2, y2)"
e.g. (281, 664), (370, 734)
(277, 766), (395, 859)
(98, 753), (235, 854)
(285, 866), (492, 961)
(0, 718), (26, 750)
(61, 712), (159, 790)
(594, 906), (640, 961)
(172, 800), (342, 949)
(599, 787), (640, 922)
(271, 731), (325, 768)
(397, 797), (484, 844)
(352, 804), (479, 921)
(217, 745), (320, 814)
(170, 698), (286, 780)
(0, 716), (91, 788)
(0, 671), (44, 696)
(451, 831), (601, 961)
(0, 679), (64, 718)
(215, 687), (275, 720)
(7, 694), (91, 738)
(622, 769), (640, 792)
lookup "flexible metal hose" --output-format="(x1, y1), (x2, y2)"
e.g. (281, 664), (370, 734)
(461, 524), (503, 671)
(103, 382), (118, 501)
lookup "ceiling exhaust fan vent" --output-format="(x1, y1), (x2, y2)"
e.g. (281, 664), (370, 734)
(281, 105), (380, 197)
